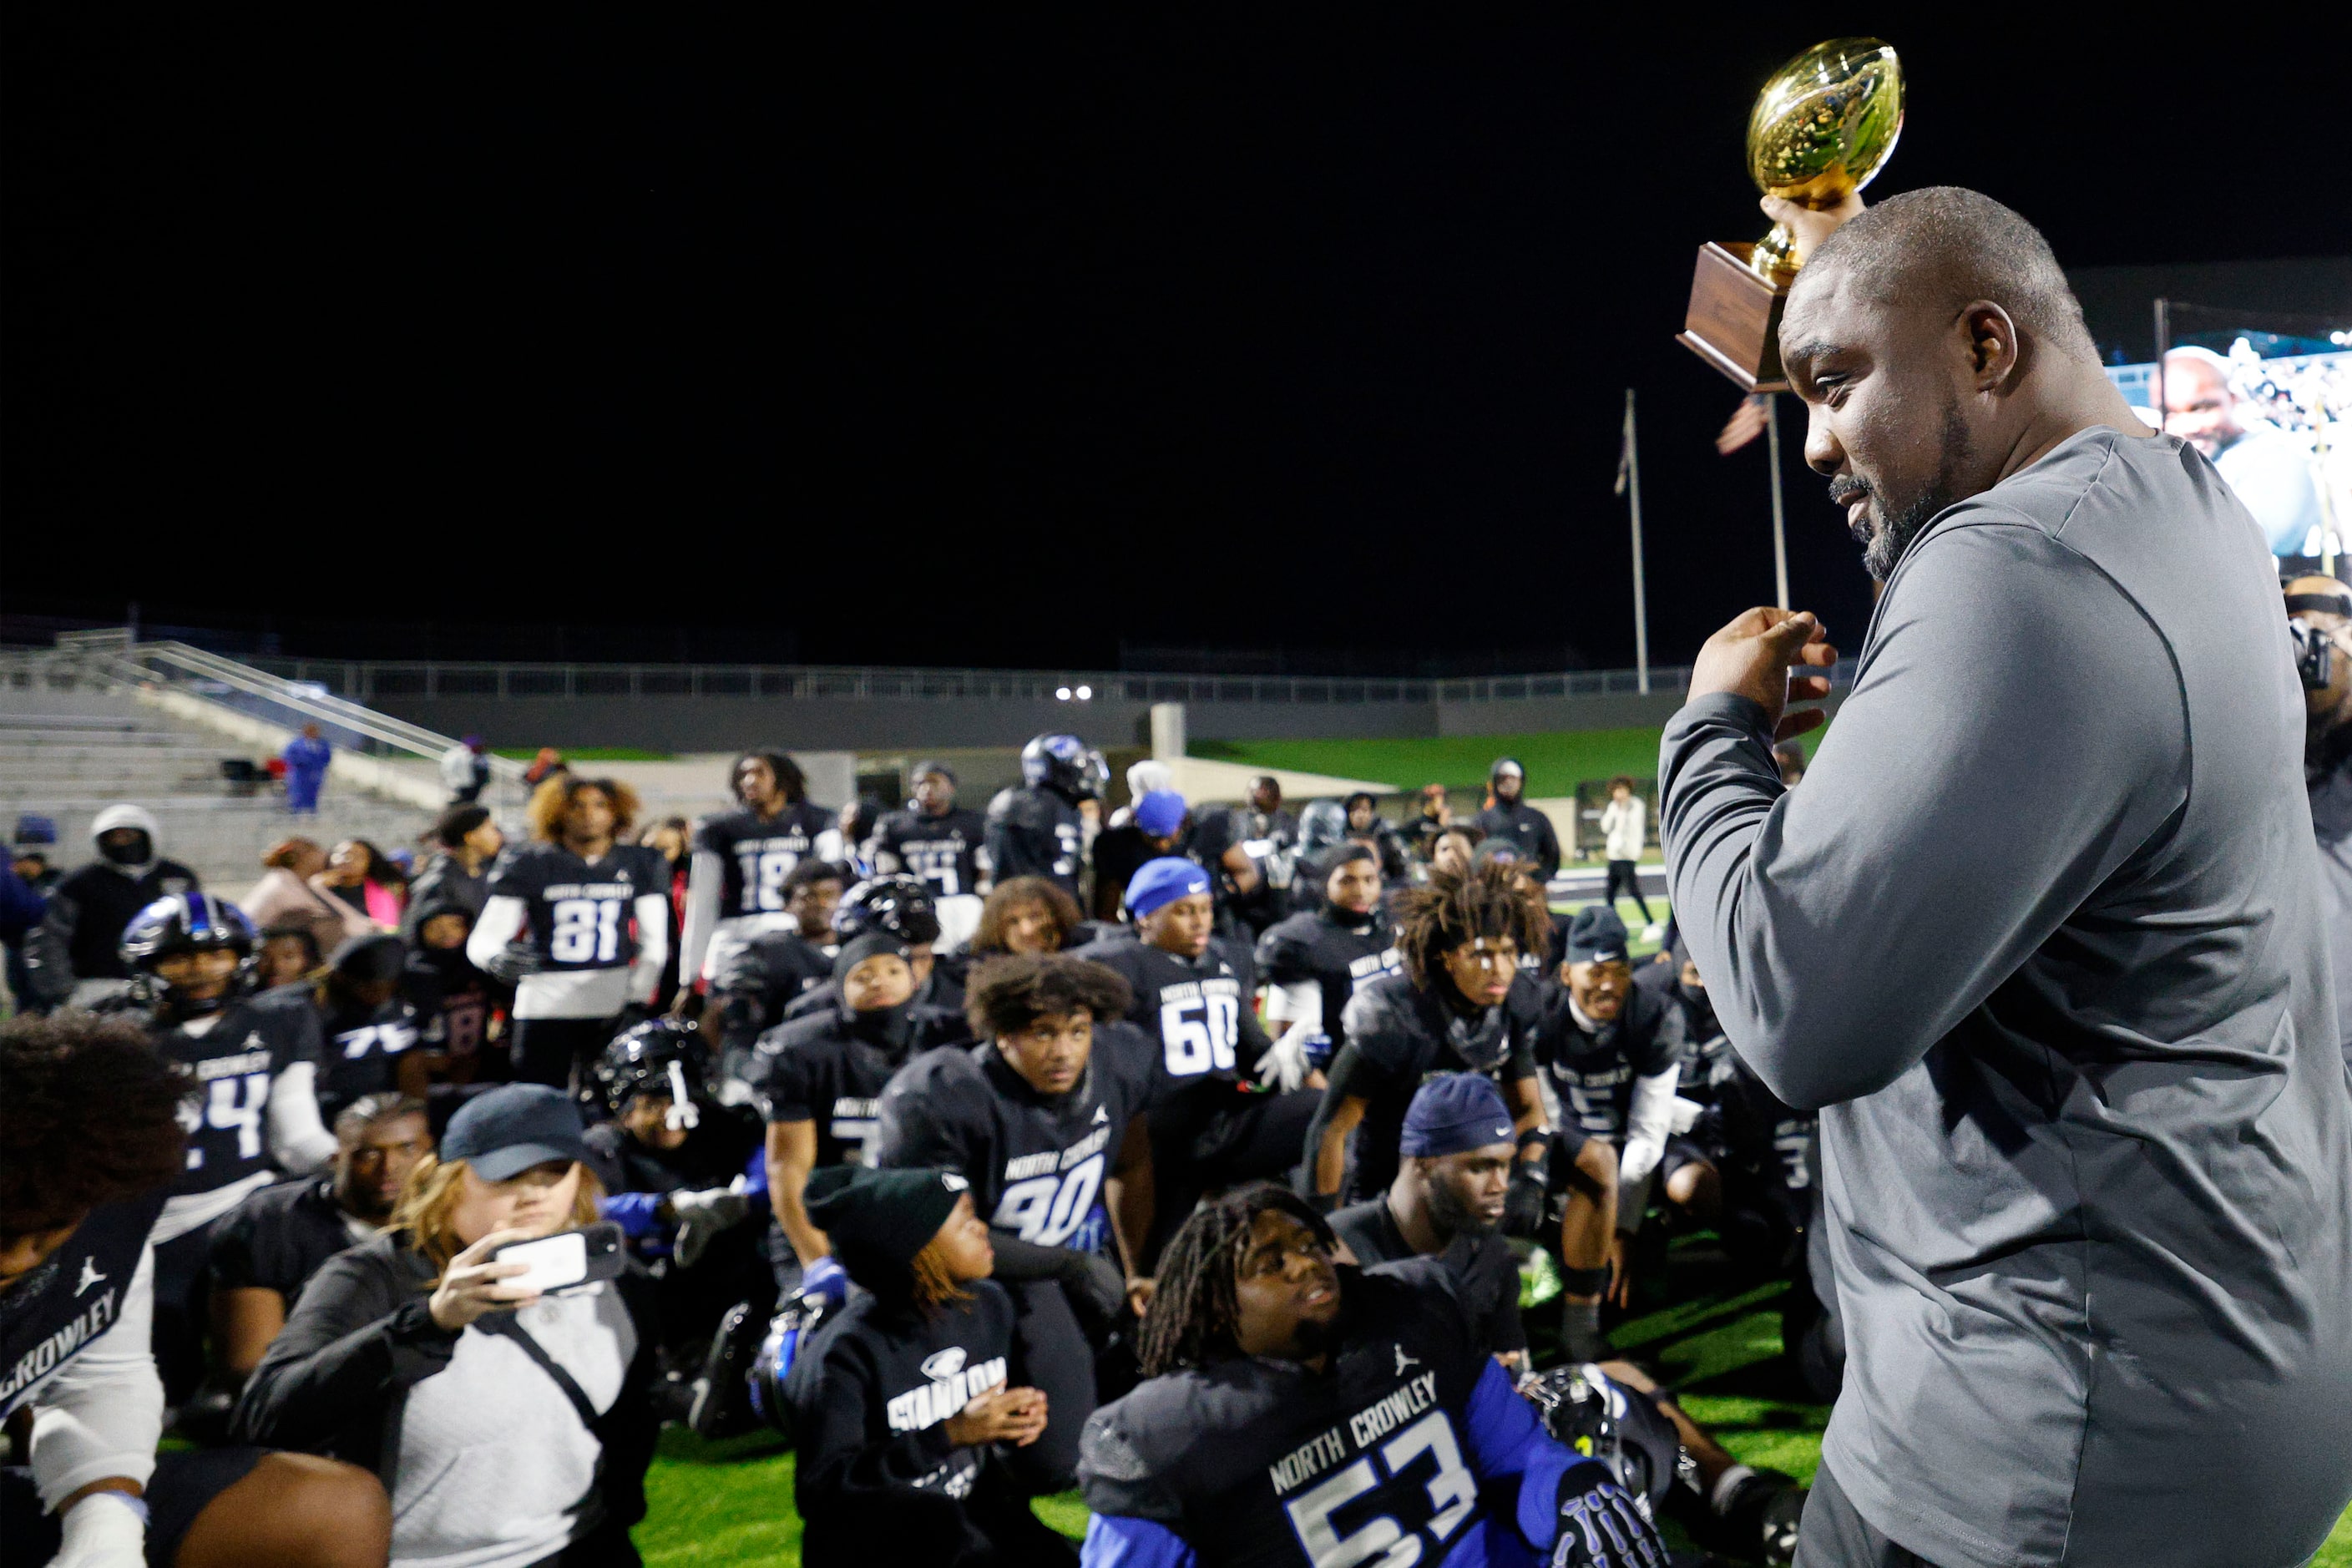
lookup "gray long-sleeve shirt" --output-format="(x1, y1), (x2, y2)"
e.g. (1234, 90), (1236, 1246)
(1661, 427), (2352, 1568)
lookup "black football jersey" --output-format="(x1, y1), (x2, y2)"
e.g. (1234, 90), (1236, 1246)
(695, 802), (836, 918)
(1079, 1261), (1524, 1568)
(1075, 933), (1271, 1102)
(1254, 908), (1404, 1053)
(984, 785), (1085, 899)
(153, 997), (323, 1196)
(873, 1027), (1156, 1250)
(485, 842), (671, 973)
(1534, 983), (1683, 1142)
(1634, 965), (1809, 1197)
(252, 984), (422, 1127)
(713, 930), (837, 1070)
(0, 1192), (168, 1422)
(1330, 1198), (1527, 1358)
(870, 806), (988, 900)
(755, 1004), (971, 1167)
(1337, 974), (1542, 1201)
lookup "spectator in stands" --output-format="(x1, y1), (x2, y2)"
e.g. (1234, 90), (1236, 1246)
(19, 803), (201, 1009)
(282, 723), (331, 815)
(1473, 757), (1561, 883)
(1598, 776), (1657, 931)
(440, 734), (491, 804)
(235, 1084), (660, 1568)
(520, 746), (567, 787)
(1088, 787), (1186, 923)
(314, 838), (406, 931)
(245, 836), (375, 956)
(207, 1095), (434, 1389)
(968, 874), (1085, 959)
(788, 1165), (1071, 1565)
(401, 805), (503, 940)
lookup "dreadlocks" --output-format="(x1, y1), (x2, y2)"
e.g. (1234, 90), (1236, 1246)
(1393, 859), (1552, 989)
(1136, 1183), (1336, 1377)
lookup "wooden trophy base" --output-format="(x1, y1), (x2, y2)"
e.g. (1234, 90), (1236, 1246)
(1677, 240), (1791, 393)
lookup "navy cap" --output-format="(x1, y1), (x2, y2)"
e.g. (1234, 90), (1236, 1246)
(1400, 1074), (1516, 1158)
(1125, 856), (1211, 919)
(1133, 789), (1188, 839)
(1565, 906), (1630, 965)
(440, 1084), (590, 1182)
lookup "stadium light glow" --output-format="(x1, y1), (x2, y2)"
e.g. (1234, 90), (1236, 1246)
(1075, 685), (1093, 701)
(1055, 686), (1072, 701)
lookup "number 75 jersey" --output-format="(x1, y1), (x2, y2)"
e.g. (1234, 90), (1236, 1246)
(1079, 1260), (1573, 1568)
(870, 1025), (1158, 1250)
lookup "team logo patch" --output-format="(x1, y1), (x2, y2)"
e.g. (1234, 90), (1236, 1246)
(921, 1347), (968, 1380)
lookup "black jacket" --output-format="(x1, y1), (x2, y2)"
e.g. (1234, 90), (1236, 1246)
(22, 858), (200, 1000)
(229, 1229), (660, 1534)
(1470, 801), (1560, 883)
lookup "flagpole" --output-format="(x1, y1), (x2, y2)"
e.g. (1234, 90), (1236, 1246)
(1765, 392), (1791, 610)
(1624, 389), (1650, 695)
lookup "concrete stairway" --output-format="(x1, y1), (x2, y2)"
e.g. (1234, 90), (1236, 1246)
(0, 687), (434, 895)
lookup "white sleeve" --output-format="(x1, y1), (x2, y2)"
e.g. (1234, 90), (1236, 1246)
(267, 1060), (337, 1173)
(467, 894), (528, 971)
(31, 1246), (163, 1509)
(679, 852), (726, 983)
(1262, 981), (1323, 1036)
(629, 893), (670, 1004)
(1616, 1062), (1681, 1186)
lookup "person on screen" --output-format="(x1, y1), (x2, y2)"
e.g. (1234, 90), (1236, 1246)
(2162, 345), (2326, 559)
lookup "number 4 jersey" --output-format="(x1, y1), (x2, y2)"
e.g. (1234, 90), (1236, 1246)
(147, 996), (329, 1247)
(1078, 1259), (1581, 1567)
(872, 1027), (1157, 1252)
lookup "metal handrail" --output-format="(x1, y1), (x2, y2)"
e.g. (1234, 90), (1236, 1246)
(107, 641), (529, 782)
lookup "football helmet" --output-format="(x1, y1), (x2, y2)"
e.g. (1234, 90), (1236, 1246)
(832, 874), (941, 946)
(1019, 733), (1109, 800)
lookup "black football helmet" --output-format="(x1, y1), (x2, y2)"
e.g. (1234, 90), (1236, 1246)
(593, 1017), (710, 1129)
(1020, 733), (1109, 800)
(119, 892), (259, 1015)
(832, 875), (941, 946)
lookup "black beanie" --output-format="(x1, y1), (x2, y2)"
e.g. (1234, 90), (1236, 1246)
(802, 1165), (968, 1284)
(833, 928), (913, 979)
(330, 933), (409, 985)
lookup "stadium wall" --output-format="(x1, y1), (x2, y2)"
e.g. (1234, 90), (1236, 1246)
(366, 690), (1696, 751)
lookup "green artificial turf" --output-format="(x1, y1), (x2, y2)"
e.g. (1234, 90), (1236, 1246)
(1193, 724), (1828, 796)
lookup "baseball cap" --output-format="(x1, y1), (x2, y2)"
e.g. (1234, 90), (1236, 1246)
(440, 1084), (591, 1182)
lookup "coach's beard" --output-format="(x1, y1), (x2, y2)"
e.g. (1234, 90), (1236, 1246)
(1835, 395), (1974, 581)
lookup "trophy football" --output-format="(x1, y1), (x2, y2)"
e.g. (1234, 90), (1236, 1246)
(1677, 38), (1904, 391)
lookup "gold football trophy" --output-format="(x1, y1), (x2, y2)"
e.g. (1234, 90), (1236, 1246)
(1677, 38), (1904, 391)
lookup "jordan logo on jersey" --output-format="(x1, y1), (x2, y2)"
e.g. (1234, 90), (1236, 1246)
(73, 1258), (105, 1297)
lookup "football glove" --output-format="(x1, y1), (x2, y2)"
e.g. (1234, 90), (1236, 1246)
(1552, 1462), (1667, 1568)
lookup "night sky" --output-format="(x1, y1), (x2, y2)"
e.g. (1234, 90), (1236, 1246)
(5, 14), (2347, 673)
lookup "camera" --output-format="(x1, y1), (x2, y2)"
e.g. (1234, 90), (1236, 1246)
(2289, 617), (2336, 691)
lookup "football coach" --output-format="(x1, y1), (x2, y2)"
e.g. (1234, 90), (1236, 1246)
(1660, 187), (2352, 1568)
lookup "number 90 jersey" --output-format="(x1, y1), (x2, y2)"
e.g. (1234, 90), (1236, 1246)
(1080, 1260), (1568, 1568)
(487, 842), (673, 972)
(870, 1024), (1157, 1250)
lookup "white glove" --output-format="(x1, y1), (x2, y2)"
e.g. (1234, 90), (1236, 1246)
(1669, 1095), (1703, 1136)
(51, 1491), (146, 1568)
(1255, 1028), (1314, 1092)
(670, 1186), (751, 1267)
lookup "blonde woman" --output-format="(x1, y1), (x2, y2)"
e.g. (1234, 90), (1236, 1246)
(233, 1085), (660, 1568)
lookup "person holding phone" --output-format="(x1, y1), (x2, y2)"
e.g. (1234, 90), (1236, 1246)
(788, 1164), (1075, 1567)
(233, 1084), (661, 1568)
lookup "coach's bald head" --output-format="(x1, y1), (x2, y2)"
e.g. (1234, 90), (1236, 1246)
(1778, 187), (2149, 579)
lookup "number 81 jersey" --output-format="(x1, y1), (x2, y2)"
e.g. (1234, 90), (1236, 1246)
(1080, 1260), (1559, 1568)
(488, 842), (672, 973)
(871, 1025), (1158, 1250)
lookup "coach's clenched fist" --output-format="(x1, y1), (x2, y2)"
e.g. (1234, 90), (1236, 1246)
(1689, 607), (1837, 743)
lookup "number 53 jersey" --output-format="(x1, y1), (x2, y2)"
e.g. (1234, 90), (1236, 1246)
(871, 1026), (1158, 1251)
(1078, 1260), (1578, 1568)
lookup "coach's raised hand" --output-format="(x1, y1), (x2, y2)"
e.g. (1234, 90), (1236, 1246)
(1690, 607), (1836, 743)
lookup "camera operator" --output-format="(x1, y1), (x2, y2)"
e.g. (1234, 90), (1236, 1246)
(2286, 573), (2352, 1063)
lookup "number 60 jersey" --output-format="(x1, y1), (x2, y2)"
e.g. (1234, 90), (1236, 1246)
(1079, 1260), (1580, 1568)
(871, 1025), (1157, 1252)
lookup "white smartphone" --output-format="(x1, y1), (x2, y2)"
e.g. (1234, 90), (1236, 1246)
(493, 1222), (626, 1294)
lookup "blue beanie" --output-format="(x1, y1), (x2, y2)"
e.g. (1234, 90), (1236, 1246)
(1125, 856), (1211, 919)
(1399, 1074), (1517, 1159)
(1133, 789), (1188, 839)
